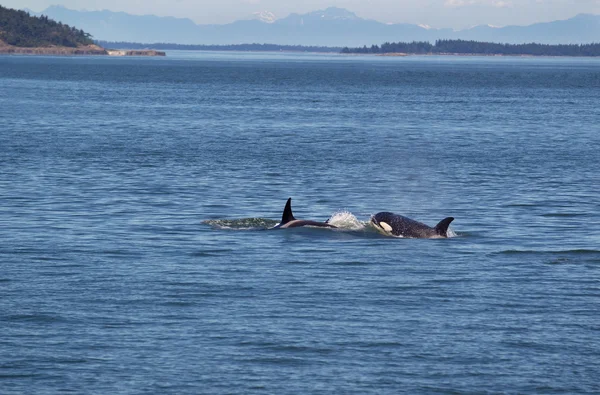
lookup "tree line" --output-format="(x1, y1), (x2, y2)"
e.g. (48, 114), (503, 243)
(0, 5), (94, 47)
(342, 39), (600, 57)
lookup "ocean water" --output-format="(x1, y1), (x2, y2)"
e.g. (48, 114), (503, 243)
(1, 51), (599, 394)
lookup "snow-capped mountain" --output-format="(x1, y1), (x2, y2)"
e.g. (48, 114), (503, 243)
(26, 5), (600, 46)
(252, 11), (276, 24)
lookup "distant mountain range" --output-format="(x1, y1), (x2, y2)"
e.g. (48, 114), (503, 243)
(26, 5), (600, 46)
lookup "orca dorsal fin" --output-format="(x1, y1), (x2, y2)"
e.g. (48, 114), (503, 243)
(434, 217), (454, 237)
(281, 198), (296, 224)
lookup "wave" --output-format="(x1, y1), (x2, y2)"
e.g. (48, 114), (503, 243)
(494, 248), (600, 265)
(497, 249), (600, 255)
(541, 213), (586, 218)
(202, 218), (278, 230)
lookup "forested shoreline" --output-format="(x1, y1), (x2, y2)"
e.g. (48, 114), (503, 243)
(0, 5), (94, 47)
(342, 39), (600, 56)
(99, 39), (600, 57)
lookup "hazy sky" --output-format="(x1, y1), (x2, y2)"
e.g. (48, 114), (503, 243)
(8, 0), (600, 29)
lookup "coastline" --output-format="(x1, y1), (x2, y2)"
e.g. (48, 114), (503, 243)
(373, 52), (597, 58)
(106, 49), (166, 57)
(0, 43), (165, 57)
(2, 44), (595, 58)
(0, 43), (107, 55)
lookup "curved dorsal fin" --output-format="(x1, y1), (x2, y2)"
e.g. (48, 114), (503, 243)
(281, 198), (296, 224)
(434, 217), (454, 237)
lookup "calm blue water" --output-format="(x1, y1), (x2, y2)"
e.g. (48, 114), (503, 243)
(1, 51), (599, 394)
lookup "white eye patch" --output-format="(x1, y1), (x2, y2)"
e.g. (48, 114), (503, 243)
(379, 221), (393, 232)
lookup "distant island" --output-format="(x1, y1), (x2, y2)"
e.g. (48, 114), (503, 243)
(0, 5), (164, 56)
(97, 39), (600, 57)
(97, 41), (341, 53)
(342, 39), (600, 57)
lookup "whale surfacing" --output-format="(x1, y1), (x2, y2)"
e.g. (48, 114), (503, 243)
(371, 212), (454, 238)
(272, 198), (337, 229)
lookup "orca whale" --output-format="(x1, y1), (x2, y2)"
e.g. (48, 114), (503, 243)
(272, 198), (337, 229)
(370, 212), (454, 238)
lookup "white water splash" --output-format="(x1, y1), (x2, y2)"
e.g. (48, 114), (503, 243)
(446, 227), (458, 238)
(328, 211), (366, 230)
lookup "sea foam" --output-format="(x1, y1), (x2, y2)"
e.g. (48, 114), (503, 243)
(328, 211), (367, 230)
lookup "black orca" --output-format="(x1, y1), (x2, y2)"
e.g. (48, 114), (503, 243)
(370, 212), (454, 238)
(272, 198), (337, 229)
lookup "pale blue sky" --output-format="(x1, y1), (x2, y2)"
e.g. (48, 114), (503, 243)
(8, 0), (600, 29)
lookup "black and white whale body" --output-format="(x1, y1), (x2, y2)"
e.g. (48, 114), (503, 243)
(370, 212), (454, 238)
(272, 198), (337, 229)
